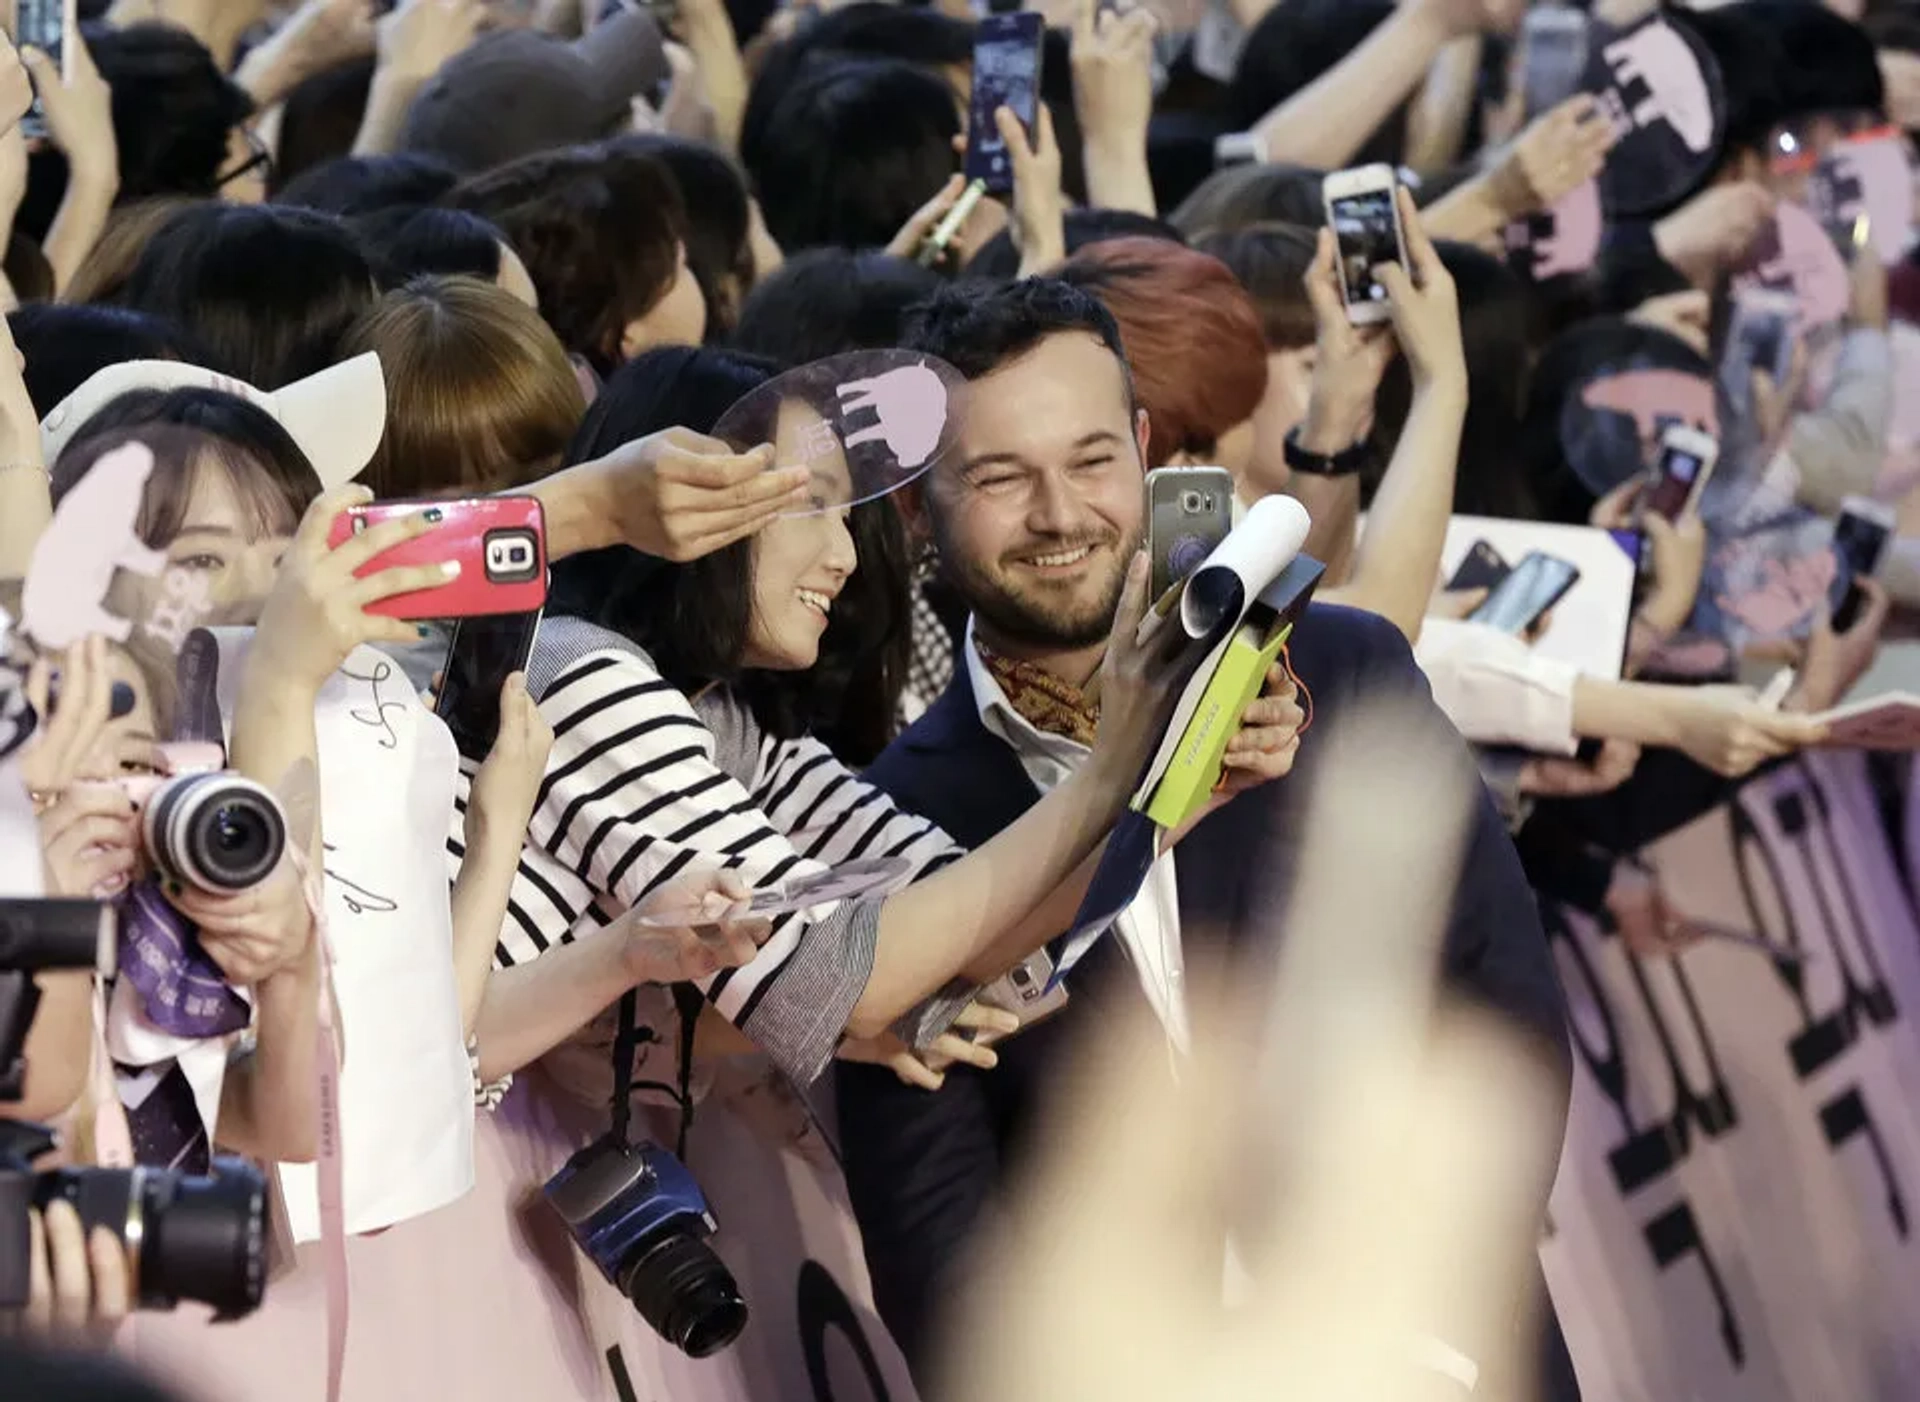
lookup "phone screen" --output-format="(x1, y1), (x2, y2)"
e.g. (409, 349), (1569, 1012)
(436, 610), (542, 763)
(1329, 186), (1400, 308)
(1829, 507), (1891, 628)
(1470, 553), (1580, 635)
(965, 12), (1044, 195)
(1644, 442), (1709, 522)
(1522, 11), (1589, 118)
(16, 0), (64, 133)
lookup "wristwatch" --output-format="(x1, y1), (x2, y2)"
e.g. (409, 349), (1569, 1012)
(1283, 426), (1370, 478)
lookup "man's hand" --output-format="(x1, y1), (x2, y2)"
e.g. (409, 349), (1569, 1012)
(1219, 662), (1306, 795)
(840, 1000), (1022, 1091)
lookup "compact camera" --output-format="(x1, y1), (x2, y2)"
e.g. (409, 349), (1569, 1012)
(119, 743), (287, 893)
(543, 1136), (747, 1357)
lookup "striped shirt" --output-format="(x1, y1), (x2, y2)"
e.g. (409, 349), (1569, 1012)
(448, 619), (964, 1083)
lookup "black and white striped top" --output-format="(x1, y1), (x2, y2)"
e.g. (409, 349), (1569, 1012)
(447, 619), (965, 1084)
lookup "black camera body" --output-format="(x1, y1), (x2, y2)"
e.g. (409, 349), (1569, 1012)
(0, 897), (268, 1318)
(543, 1135), (747, 1358)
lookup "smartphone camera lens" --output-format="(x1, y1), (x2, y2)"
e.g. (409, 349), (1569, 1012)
(1179, 490), (1207, 514)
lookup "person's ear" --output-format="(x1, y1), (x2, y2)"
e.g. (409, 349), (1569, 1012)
(1135, 408), (1153, 468)
(893, 480), (935, 548)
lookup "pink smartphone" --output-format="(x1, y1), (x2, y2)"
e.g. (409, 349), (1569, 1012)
(326, 496), (548, 620)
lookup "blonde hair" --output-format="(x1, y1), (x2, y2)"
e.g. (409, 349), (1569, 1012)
(65, 197), (204, 306)
(340, 275), (586, 498)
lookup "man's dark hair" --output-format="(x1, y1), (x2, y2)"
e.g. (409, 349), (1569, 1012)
(744, 56), (960, 255)
(276, 152), (460, 218)
(451, 144), (686, 375)
(729, 248), (942, 366)
(121, 204), (377, 389)
(901, 276), (1128, 384)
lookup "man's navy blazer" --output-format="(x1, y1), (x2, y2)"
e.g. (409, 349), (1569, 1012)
(837, 602), (1575, 1388)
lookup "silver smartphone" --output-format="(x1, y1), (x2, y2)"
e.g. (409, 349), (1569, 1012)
(1323, 164), (1407, 326)
(1146, 466), (1234, 603)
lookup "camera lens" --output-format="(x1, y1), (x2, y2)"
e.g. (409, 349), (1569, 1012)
(1180, 490), (1206, 514)
(146, 773), (287, 892)
(33, 1159), (267, 1319)
(142, 1156), (268, 1320)
(619, 1233), (748, 1359)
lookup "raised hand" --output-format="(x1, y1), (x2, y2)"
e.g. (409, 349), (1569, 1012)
(1371, 187), (1465, 393)
(1493, 94), (1616, 217)
(996, 100), (1067, 274)
(245, 483), (455, 699)
(466, 672), (554, 849)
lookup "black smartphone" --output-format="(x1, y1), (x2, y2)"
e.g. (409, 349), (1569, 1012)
(1448, 540), (1511, 593)
(13, 0), (72, 139)
(1829, 497), (1894, 632)
(1469, 551), (1581, 635)
(435, 610), (543, 763)
(964, 11), (1045, 196)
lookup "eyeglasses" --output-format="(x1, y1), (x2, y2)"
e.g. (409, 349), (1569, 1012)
(217, 127), (273, 190)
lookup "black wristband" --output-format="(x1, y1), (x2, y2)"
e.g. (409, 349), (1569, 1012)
(1283, 426), (1370, 478)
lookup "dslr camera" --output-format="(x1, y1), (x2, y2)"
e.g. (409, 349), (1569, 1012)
(0, 897), (268, 1317)
(543, 1136), (747, 1357)
(0, 1122), (270, 1319)
(119, 742), (287, 893)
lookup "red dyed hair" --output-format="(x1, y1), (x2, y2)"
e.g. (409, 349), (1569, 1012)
(1057, 236), (1270, 467)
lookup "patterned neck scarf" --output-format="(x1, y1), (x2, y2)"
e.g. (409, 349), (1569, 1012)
(979, 640), (1102, 748)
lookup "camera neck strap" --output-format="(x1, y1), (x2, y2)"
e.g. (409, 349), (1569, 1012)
(287, 845), (347, 1402)
(608, 985), (704, 1160)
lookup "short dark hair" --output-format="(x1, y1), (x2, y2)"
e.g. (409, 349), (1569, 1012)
(90, 23), (254, 199)
(612, 134), (755, 337)
(6, 304), (205, 417)
(729, 248), (942, 366)
(744, 56), (959, 254)
(900, 276), (1129, 385)
(965, 208), (1187, 282)
(120, 204), (378, 389)
(451, 144), (687, 374)
(272, 57), (377, 195)
(54, 388), (322, 548)
(358, 206), (506, 287)
(276, 153), (459, 219)
(551, 345), (912, 757)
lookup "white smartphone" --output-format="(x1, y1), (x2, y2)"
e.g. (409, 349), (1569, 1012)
(1322, 164), (1407, 326)
(1521, 5), (1591, 119)
(10, 0), (75, 139)
(1643, 424), (1719, 523)
(1831, 496), (1896, 632)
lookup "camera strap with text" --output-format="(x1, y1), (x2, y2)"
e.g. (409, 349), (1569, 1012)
(287, 844), (347, 1402)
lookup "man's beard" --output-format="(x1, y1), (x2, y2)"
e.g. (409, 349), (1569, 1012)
(933, 523), (1142, 652)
